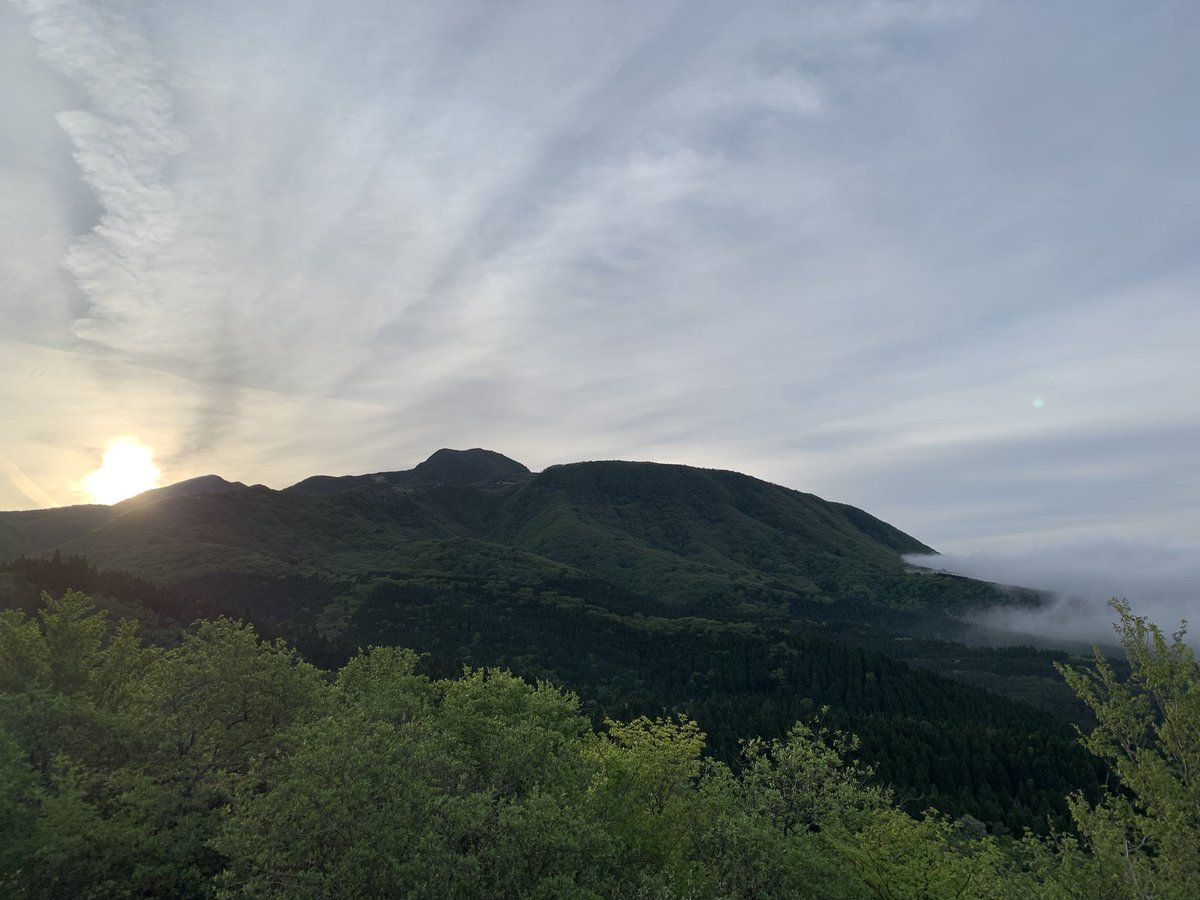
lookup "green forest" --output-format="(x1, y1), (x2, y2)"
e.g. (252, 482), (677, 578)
(0, 453), (1122, 843)
(0, 553), (1104, 835)
(2, 591), (1197, 898)
(1, 456), (1196, 896)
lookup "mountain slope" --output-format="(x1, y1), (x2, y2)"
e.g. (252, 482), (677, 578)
(118, 474), (250, 506)
(0, 449), (1096, 832)
(1, 451), (941, 612)
(490, 461), (935, 607)
(0, 504), (116, 560)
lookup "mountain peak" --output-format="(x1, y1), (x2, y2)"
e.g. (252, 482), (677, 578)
(408, 448), (531, 486)
(118, 475), (249, 507)
(283, 449), (532, 495)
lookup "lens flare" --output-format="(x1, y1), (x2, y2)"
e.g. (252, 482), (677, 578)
(83, 438), (161, 504)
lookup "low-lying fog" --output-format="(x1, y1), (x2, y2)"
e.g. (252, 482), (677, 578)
(906, 539), (1198, 652)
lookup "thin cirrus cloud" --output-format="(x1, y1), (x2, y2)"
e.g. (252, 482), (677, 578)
(2, 0), (1198, 598)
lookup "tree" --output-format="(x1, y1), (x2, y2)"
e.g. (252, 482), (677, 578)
(581, 715), (708, 889)
(848, 807), (1014, 900)
(216, 657), (607, 899)
(0, 595), (328, 898)
(215, 711), (435, 898)
(1055, 599), (1200, 899)
(738, 716), (885, 835)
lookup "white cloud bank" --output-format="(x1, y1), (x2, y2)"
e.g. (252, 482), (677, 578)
(908, 540), (1200, 648)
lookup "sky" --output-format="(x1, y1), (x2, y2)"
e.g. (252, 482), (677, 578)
(3, 0), (1199, 622)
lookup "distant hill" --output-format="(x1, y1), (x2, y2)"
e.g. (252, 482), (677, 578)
(0, 504), (115, 561)
(0, 474), (249, 560)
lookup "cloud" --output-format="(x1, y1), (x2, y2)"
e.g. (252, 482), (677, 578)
(1, 0), (1198, 563)
(0, 456), (60, 509)
(907, 540), (1200, 649)
(14, 0), (188, 347)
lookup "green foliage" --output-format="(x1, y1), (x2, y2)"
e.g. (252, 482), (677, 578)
(4, 590), (1194, 898)
(215, 655), (606, 898)
(738, 717), (885, 835)
(581, 714), (706, 881)
(0, 730), (39, 877)
(1, 554), (1104, 835)
(333, 644), (432, 722)
(134, 618), (325, 788)
(213, 711), (428, 897)
(0, 593), (324, 897)
(0, 607), (49, 692)
(689, 761), (872, 900)
(848, 807), (1017, 900)
(39, 591), (109, 693)
(1054, 600), (1200, 899)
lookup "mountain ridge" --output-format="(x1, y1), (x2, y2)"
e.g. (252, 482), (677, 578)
(285, 447), (532, 495)
(0, 449), (941, 610)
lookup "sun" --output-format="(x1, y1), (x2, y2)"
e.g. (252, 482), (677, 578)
(84, 438), (162, 504)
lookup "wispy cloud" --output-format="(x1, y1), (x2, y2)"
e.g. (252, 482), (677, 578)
(1, 0), (1197, 565)
(0, 455), (60, 508)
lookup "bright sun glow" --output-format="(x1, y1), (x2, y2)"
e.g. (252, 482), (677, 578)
(84, 439), (162, 504)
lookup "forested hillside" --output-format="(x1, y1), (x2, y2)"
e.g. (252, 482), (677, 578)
(1, 592), (1195, 898)
(0, 451), (1103, 832)
(1, 553), (1096, 833)
(0, 451), (945, 602)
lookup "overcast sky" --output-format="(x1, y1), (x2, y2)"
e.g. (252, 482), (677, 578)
(3, 0), (1199, 585)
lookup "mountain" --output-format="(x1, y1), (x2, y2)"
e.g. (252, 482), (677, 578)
(118, 474), (251, 506)
(0, 474), (251, 561)
(1, 450), (937, 605)
(0, 448), (1091, 832)
(0, 504), (114, 561)
(286, 448), (531, 495)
